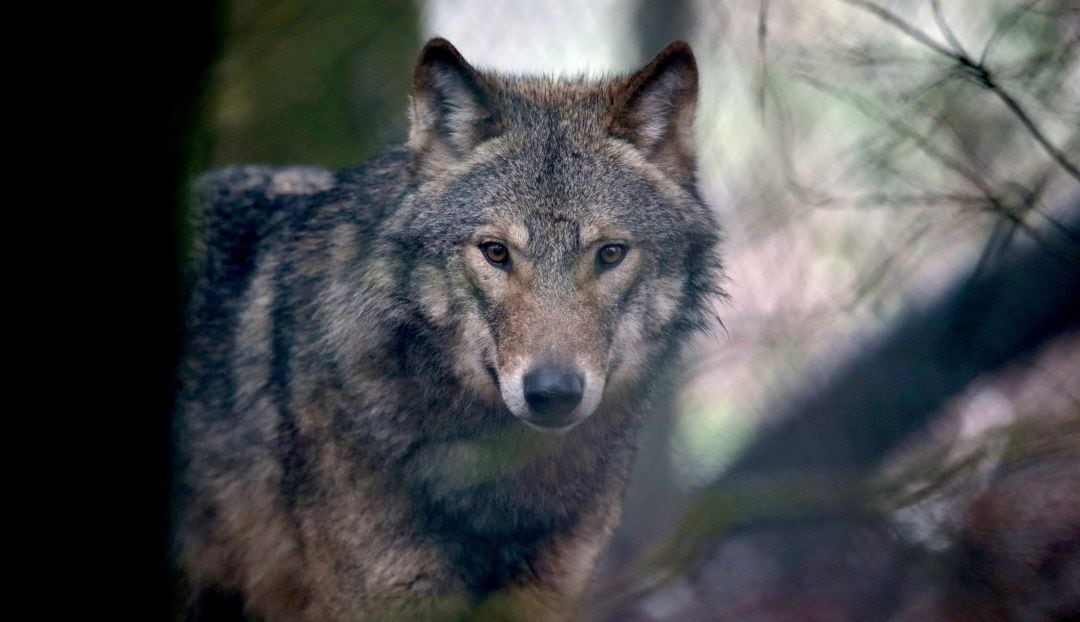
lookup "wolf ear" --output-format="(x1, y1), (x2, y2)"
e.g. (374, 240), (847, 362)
(409, 38), (502, 166)
(609, 42), (699, 185)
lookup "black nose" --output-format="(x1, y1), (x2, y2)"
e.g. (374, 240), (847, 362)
(523, 365), (584, 426)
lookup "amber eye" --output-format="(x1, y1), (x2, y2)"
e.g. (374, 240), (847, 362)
(597, 243), (627, 268)
(481, 241), (510, 267)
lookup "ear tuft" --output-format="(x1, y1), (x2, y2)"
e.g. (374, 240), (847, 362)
(409, 38), (502, 164)
(609, 41), (699, 185)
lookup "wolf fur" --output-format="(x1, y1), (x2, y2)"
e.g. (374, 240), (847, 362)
(177, 38), (723, 621)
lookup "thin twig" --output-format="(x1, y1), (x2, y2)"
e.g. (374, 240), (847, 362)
(930, 0), (969, 57)
(841, 0), (1080, 184)
(989, 82), (1080, 182)
(796, 73), (1080, 261)
(796, 72), (994, 195)
(979, 0), (1045, 66)
(840, 0), (956, 58)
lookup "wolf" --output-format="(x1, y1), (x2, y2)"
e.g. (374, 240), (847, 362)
(177, 38), (723, 621)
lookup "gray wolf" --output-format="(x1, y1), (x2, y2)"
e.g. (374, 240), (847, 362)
(177, 38), (723, 621)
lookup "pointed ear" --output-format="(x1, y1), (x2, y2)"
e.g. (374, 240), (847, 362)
(609, 42), (699, 185)
(408, 38), (502, 165)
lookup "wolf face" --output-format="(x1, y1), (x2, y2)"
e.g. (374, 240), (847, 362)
(399, 39), (720, 432)
(180, 38), (723, 620)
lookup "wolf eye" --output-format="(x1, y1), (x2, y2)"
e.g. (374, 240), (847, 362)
(481, 242), (510, 267)
(597, 244), (627, 268)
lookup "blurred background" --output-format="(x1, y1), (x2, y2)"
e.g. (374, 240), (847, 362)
(156, 0), (1079, 619)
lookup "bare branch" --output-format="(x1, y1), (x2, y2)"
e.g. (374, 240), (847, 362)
(795, 72), (995, 196)
(840, 0), (957, 59)
(841, 0), (1080, 185)
(930, 0), (970, 58)
(989, 81), (1080, 182)
(791, 74), (1079, 260)
(979, 0), (1046, 66)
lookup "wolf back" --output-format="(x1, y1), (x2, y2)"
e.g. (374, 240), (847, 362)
(177, 38), (723, 621)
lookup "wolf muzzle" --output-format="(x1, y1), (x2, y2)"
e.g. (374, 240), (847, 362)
(522, 363), (585, 428)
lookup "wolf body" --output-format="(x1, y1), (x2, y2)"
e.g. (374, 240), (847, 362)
(178, 39), (722, 621)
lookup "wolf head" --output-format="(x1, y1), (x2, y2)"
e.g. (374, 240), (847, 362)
(394, 39), (721, 432)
